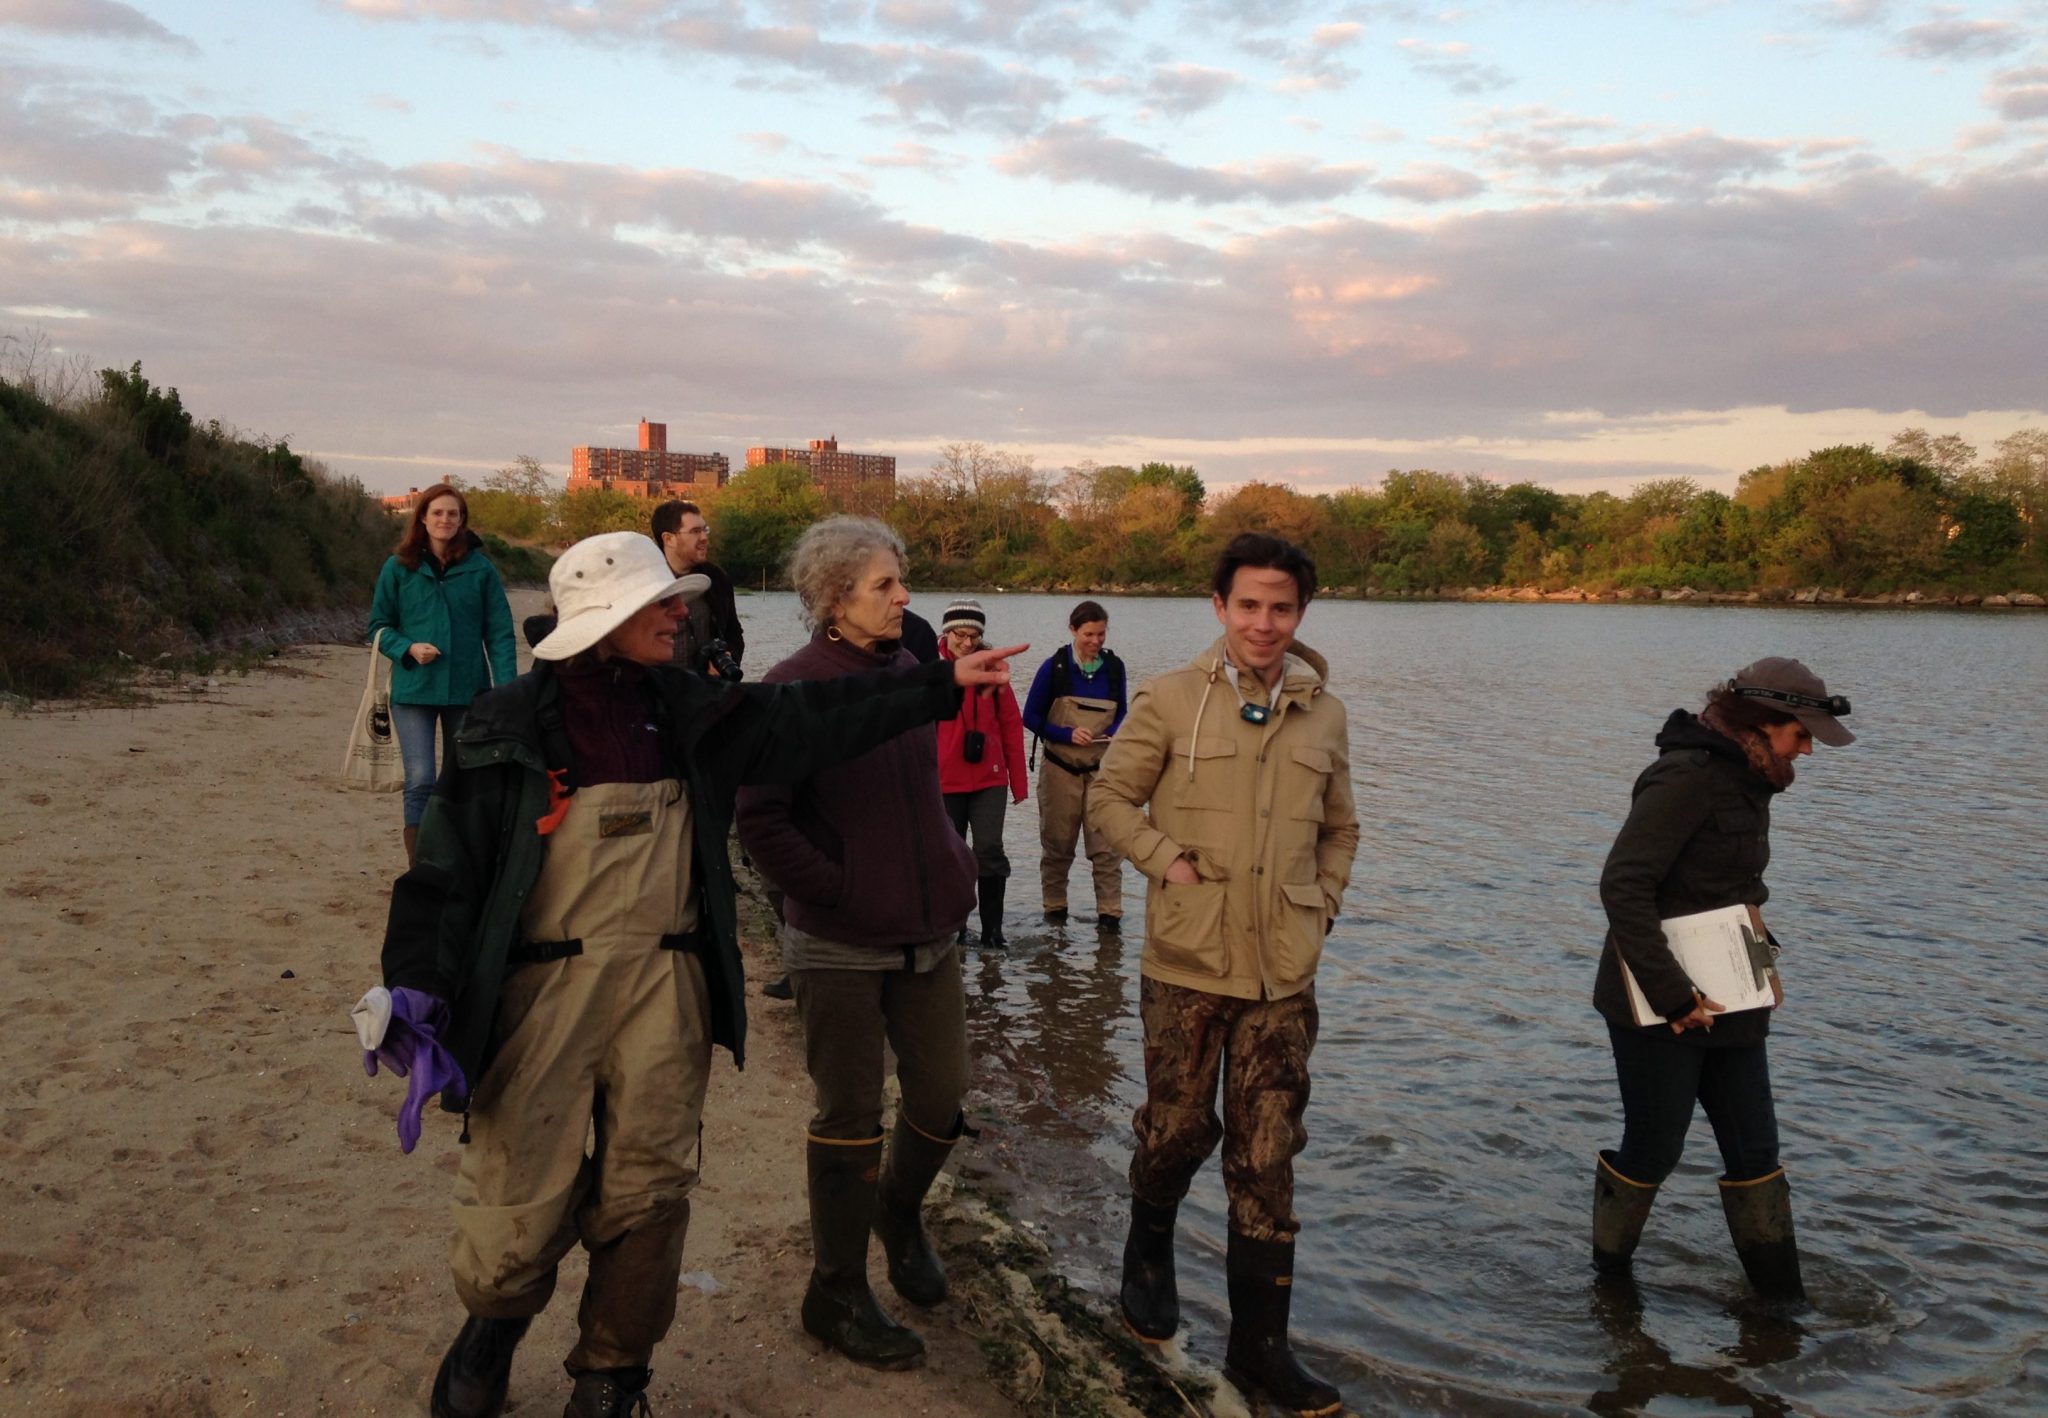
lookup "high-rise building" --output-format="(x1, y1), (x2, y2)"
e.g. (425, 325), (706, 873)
(570, 419), (729, 500)
(746, 435), (895, 501)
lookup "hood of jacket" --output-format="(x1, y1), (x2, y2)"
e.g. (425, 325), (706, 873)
(1652, 708), (1772, 788)
(1187, 635), (1331, 702)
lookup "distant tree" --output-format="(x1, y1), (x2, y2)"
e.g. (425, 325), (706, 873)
(1312, 488), (1388, 590)
(1627, 477), (1701, 522)
(1133, 462), (1205, 520)
(1377, 469), (1469, 526)
(556, 486), (646, 541)
(1887, 428), (1977, 479)
(1418, 518), (1489, 588)
(1944, 485), (2025, 571)
(96, 361), (192, 463)
(1205, 481), (1326, 547)
(713, 461), (825, 586)
(483, 454), (558, 498)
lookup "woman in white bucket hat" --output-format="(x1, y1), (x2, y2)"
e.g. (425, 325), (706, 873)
(367, 531), (1024, 1418)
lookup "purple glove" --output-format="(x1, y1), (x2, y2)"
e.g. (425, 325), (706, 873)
(362, 986), (467, 1153)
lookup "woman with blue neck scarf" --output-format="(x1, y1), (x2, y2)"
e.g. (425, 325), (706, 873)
(1022, 600), (1128, 931)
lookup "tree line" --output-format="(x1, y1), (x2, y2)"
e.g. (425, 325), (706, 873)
(461, 431), (2048, 598)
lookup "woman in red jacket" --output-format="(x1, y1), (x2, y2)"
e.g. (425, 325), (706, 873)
(936, 599), (1029, 948)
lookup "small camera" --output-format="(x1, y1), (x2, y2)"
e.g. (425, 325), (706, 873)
(705, 637), (744, 682)
(962, 729), (986, 763)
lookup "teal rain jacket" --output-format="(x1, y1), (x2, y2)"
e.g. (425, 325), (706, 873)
(367, 531), (517, 706)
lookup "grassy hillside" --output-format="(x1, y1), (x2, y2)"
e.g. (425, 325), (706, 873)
(0, 364), (396, 697)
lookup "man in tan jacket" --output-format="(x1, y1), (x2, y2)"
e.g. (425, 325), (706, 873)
(1089, 532), (1358, 1418)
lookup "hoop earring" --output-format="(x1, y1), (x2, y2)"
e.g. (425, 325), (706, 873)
(825, 625), (844, 642)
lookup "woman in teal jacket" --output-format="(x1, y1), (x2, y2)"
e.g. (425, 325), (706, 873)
(368, 483), (516, 860)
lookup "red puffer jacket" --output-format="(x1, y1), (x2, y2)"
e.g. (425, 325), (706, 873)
(937, 643), (1028, 801)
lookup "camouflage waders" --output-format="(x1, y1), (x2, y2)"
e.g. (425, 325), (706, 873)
(1128, 975), (1318, 1242)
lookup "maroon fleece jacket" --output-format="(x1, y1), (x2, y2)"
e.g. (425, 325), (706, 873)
(736, 631), (976, 948)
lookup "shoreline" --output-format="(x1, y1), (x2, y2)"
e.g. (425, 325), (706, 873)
(0, 642), (1178, 1417)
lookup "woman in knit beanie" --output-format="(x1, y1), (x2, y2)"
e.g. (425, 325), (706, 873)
(935, 599), (1028, 947)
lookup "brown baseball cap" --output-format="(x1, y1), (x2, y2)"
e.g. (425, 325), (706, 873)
(1730, 657), (1855, 746)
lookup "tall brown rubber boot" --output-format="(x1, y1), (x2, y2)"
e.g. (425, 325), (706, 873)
(404, 824), (418, 866)
(800, 1132), (925, 1370)
(1592, 1151), (1659, 1276)
(1719, 1168), (1806, 1302)
(873, 1111), (962, 1307)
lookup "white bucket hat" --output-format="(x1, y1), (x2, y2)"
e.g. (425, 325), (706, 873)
(532, 532), (709, 662)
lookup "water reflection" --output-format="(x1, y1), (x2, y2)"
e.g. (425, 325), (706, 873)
(1584, 1276), (1810, 1417)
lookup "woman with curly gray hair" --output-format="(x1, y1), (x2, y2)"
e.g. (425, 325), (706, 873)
(737, 516), (1024, 1372)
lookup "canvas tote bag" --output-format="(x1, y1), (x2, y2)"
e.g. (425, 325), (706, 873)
(343, 630), (405, 792)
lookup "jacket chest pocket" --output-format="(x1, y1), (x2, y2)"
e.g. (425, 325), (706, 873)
(1282, 745), (1333, 821)
(1168, 737), (1240, 817)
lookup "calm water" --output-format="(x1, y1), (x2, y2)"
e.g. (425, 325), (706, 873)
(736, 592), (2048, 1417)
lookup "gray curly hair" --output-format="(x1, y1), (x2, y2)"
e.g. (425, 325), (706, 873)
(787, 515), (906, 632)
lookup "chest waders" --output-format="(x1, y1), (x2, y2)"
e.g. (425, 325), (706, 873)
(1036, 680), (1123, 920)
(446, 776), (713, 1381)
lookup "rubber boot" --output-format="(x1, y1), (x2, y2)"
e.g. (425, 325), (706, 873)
(1222, 1232), (1342, 1418)
(873, 1112), (962, 1307)
(568, 1200), (689, 1376)
(1592, 1151), (1659, 1276)
(1118, 1196), (1180, 1343)
(977, 875), (1007, 948)
(800, 1133), (926, 1370)
(429, 1314), (530, 1418)
(1719, 1168), (1806, 1302)
(404, 824), (419, 867)
(562, 1365), (651, 1417)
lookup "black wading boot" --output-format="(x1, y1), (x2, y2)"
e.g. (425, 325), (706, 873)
(430, 1314), (531, 1418)
(1592, 1151), (1659, 1277)
(801, 1132), (926, 1370)
(562, 1365), (651, 1418)
(1118, 1195), (1180, 1343)
(1222, 1232), (1342, 1418)
(874, 1111), (963, 1306)
(977, 876), (1007, 948)
(1719, 1168), (1806, 1302)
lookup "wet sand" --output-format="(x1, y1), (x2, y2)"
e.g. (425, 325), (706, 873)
(0, 637), (1129, 1417)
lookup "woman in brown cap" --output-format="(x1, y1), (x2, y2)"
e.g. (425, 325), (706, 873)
(1589, 657), (1854, 1302)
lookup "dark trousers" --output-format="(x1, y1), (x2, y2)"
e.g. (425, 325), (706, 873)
(1607, 1023), (1781, 1184)
(942, 786), (1010, 878)
(792, 947), (969, 1141)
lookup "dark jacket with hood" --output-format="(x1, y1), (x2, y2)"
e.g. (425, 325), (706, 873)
(380, 655), (964, 1107)
(736, 630), (977, 950)
(1595, 709), (1778, 1048)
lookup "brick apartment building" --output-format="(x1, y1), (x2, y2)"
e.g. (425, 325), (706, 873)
(746, 435), (896, 501)
(569, 419), (730, 500)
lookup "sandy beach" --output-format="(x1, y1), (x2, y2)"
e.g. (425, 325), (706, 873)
(0, 628), (1159, 1417)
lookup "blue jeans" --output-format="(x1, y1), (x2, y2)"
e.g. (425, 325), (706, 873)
(1607, 1024), (1781, 1184)
(392, 702), (467, 828)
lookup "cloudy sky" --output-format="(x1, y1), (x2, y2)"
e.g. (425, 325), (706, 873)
(2, 0), (2043, 496)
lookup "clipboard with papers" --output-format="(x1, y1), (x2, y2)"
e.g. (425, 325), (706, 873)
(1618, 904), (1778, 1027)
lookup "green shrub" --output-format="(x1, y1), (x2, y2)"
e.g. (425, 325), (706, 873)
(0, 367), (394, 697)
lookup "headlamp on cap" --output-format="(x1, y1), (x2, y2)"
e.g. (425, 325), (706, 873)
(1732, 683), (1851, 718)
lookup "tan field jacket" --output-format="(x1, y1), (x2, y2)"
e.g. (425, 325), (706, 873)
(1089, 637), (1359, 1000)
